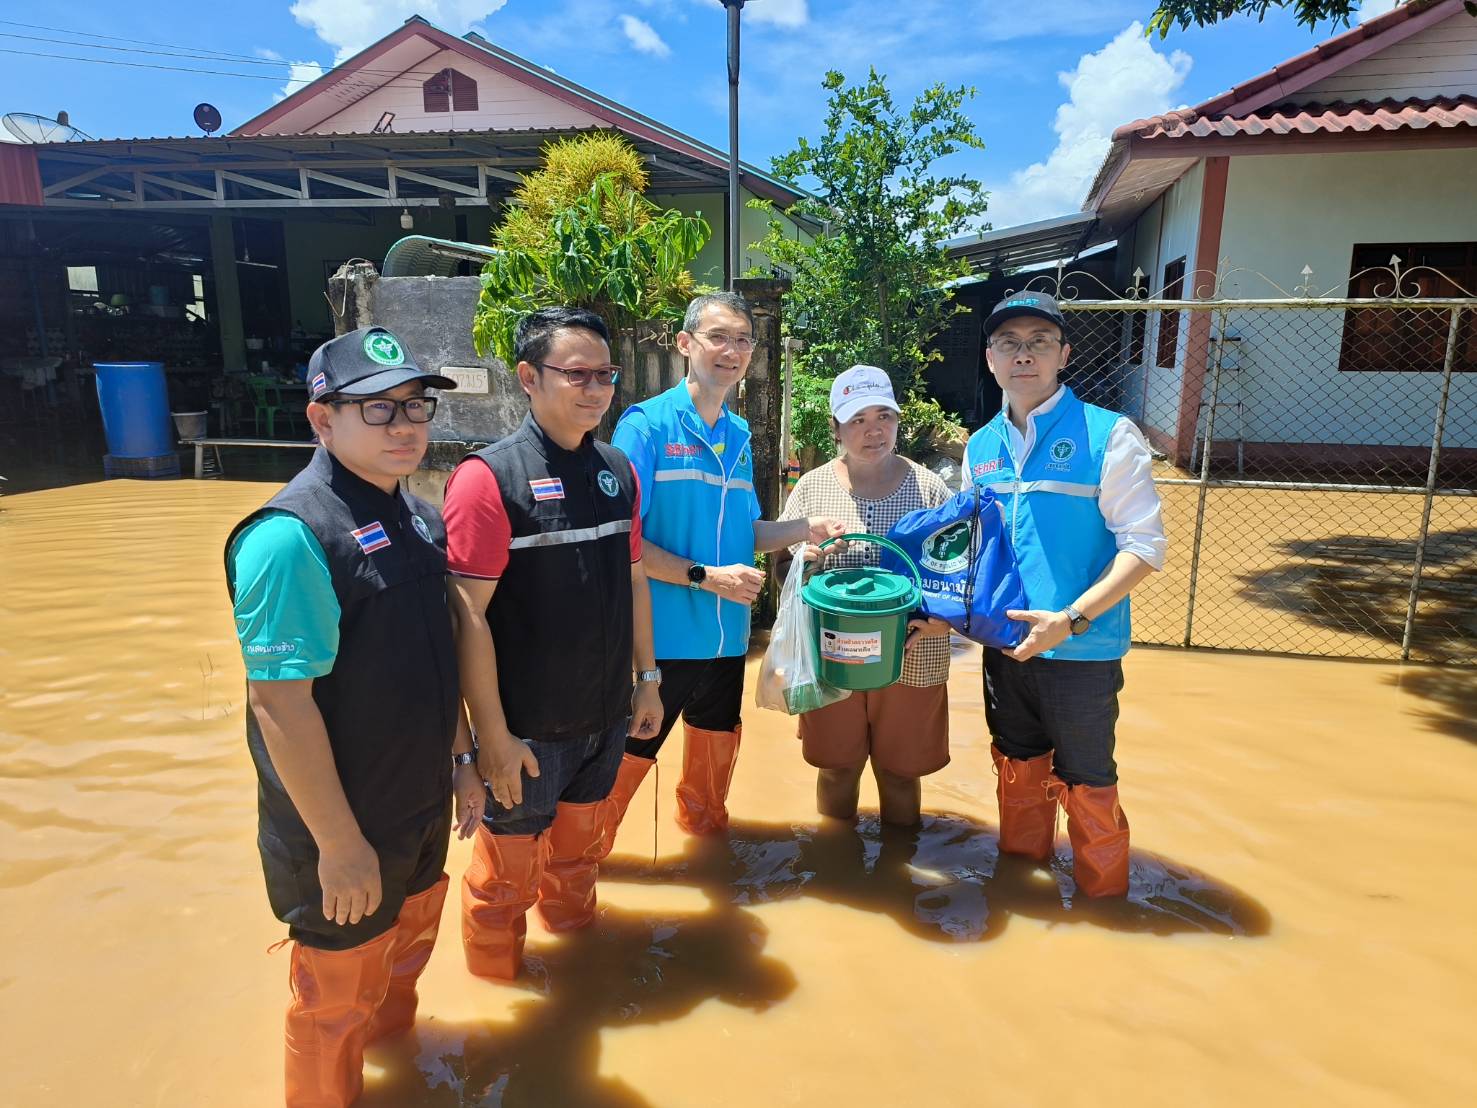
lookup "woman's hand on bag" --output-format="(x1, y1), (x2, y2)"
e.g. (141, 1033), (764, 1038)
(904, 617), (952, 652)
(799, 543), (824, 564)
(1004, 609), (1071, 661)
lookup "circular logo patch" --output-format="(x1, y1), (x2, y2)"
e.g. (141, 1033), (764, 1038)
(920, 520), (972, 574)
(411, 514), (432, 543)
(597, 470), (620, 497)
(363, 330), (406, 367)
(1049, 437), (1077, 464)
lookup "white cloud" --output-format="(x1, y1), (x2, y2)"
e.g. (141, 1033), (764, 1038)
(983, 22), (1192, 229)
(745, 0), (810, 27)
(1356, 0), (1400, 22)
(274, 60), (328, 102)
(620, 14), (673, 57)
(290, 0), (510, 62)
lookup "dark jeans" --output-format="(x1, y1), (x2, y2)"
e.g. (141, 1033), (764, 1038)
(625, 655), (746, 760)
(982, 649), (1124, 788)
(484, 718), (628, 836)
(260, 805), (451, 952)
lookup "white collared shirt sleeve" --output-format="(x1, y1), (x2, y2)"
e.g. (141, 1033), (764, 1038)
(1099, 418), (1167, 571)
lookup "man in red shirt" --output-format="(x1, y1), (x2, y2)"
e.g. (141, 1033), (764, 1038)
(444, 307), (663, 980)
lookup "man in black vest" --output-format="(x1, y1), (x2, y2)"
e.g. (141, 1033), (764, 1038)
(226, 327), (485, 1107)
(444, 306), (663, 981)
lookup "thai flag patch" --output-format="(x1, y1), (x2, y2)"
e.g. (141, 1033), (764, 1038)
(529, 478), (565, 501)
(350, 521), (392, 554)
(310, 371), (327, 395)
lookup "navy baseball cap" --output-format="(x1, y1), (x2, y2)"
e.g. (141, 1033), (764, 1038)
(983, 292), (1067, 340)
(307, 326), (456, 401)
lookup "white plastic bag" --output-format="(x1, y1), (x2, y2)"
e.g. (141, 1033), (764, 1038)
(755, 554), (851, 715)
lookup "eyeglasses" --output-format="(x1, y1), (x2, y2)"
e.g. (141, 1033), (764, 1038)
(535, 362), (622, 388)
(329, 395), (438, 425)
(693, 330), (757, 353)
(988, 336), (1064, 356)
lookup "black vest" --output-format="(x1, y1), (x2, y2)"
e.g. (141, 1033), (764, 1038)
(225, 448), (459, 851)
(465, 414), (637, 741)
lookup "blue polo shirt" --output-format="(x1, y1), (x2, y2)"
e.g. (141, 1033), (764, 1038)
(614, 380), (761, 659)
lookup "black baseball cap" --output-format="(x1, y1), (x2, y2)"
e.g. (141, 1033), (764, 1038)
(983, 292), (1068, 340)
(307, 326), (457, 401)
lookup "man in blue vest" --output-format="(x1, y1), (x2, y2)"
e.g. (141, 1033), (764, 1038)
(226, 327), (485, 1106)
(600, 291), (844, 842)
(963, 292), (1166, 897)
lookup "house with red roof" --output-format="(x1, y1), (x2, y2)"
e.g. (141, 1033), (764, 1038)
(1084, 0), (1477, 467)
(0, 16), (808, 416)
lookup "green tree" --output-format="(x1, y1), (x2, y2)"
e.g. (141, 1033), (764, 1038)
(754, 69), (986, 455)
(1146, 0), (1474, 36)
(472, 133), (711, 364)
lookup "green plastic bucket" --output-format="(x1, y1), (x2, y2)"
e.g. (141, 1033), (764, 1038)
(801, 533), (923, 692)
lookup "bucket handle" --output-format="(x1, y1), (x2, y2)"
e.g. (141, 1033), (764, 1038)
(818, 533), (924, 598)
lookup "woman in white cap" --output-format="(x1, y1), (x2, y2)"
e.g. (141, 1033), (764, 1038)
(777, 365), (954, 826)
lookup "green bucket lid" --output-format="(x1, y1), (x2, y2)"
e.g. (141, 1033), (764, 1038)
(803, 566), (919, 616)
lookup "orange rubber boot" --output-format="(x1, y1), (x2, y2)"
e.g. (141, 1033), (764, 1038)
(284, 928), (395, 1108)
(595, 752), (655, 859)
(536, 801), (608, 932)
(1059, 781), (1131, 897)
(674, 724), (741, 836)
(990, 744), (1057, 862)
(461, 828), (547, 980)
(366, 873), (449, 1043)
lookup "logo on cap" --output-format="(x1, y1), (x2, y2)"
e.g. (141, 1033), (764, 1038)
(363, 330), (406, 367)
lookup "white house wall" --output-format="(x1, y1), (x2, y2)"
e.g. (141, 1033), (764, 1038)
(306, 48), (602, 134)
(1289, 12), (1477, 105)
(1122, 160), (1204, 437)
(1216, 147), (1477, 449)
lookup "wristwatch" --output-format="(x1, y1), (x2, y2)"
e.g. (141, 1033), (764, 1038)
(1062, 605), (1092, 636)
(686, 563), (707, 590)
(451, 750), (477, 767)
(636, 668), (663, 685)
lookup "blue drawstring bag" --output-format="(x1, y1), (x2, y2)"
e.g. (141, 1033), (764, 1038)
(880, 485), (1028, 649)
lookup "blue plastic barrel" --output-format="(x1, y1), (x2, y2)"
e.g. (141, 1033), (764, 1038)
(94, 362), (174, 458)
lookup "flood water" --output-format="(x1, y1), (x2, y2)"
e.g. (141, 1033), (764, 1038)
(1, 479), (1475, 1106)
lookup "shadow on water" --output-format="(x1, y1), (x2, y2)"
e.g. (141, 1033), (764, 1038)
(1389, 665), (1477, 745)
(360, 898), (795, 1108)
(606, 814), (1272, 944)
(361, 815), (1267, 1104)
(1237, 529), (1477, 664)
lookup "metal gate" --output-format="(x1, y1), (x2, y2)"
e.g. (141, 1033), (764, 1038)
(1012, 261), (1477, 664)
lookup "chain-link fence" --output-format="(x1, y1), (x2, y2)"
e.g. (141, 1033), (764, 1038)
(1019, 263), (1477, 665)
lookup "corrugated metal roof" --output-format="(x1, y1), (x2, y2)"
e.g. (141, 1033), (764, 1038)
(1120, 95), (1477, 141)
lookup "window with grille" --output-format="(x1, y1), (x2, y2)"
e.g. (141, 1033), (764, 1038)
(1156, 257), (1186, 369)
(423, 69), (478, 113)
(1340, 242), (1477, 373)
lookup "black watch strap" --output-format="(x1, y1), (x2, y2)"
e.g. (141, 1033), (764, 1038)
(452, 750), (476, 767)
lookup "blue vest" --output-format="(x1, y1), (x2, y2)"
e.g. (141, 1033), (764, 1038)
(963, 388), (1130, 661)
(614, 381), (759, 659)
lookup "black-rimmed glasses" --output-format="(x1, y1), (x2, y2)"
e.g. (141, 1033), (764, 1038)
(988, 336), (1065, 357)
(535, 362), (622, 387)
(329, 396), (439, 425)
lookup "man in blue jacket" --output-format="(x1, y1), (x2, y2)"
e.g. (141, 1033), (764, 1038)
(963, 292), (1165, 897)
(602, 291), (843, 841)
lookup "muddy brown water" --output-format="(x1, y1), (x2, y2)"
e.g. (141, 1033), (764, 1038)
(1, 480), (1475, 1106)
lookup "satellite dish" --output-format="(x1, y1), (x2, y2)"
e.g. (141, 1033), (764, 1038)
(2, 112), (93, 143)
(193, 103), (222, 135)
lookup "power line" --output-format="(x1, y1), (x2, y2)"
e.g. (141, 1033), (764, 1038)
(0, 19), (481, 85)
(0, 45), (471, 95)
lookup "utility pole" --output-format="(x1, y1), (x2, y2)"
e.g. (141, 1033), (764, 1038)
(720, 0), (745, 288)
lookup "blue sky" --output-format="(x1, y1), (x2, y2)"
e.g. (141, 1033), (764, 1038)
(0, 0), (1394, 228)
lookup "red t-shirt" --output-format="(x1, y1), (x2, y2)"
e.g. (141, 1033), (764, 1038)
(444, 460), (643, 579)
